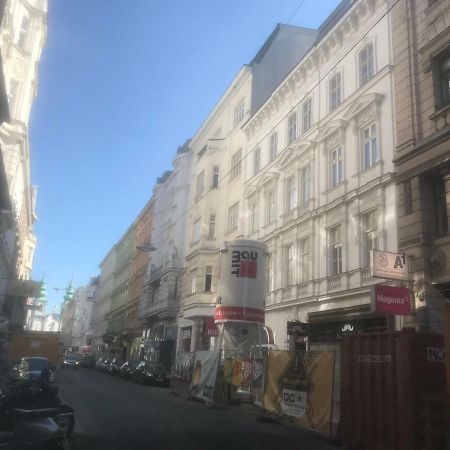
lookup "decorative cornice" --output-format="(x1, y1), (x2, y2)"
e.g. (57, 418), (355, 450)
(243, 0), (387, 136)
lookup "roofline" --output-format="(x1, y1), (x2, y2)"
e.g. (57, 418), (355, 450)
(190, 65), (252, 150)
(250, 23), (318, 66)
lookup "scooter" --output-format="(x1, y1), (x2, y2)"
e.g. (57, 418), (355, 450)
(0, 375), (75, 437)
(0, 406), (66, 449)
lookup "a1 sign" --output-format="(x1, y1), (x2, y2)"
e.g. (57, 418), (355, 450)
(371, 250), (409, 281)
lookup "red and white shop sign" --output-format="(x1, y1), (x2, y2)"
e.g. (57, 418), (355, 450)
(204, 317), (219, 337)
(215, 306), (265, 324)
(371, 284), (412, 315)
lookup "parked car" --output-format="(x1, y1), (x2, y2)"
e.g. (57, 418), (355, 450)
(13, 357), (56, 383)
(61, 354), (80, 369)
(133, 361), (170, 386)
(119, 360), (139, 380)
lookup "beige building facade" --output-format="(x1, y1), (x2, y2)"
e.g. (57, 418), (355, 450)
(392, 0), (450, 332)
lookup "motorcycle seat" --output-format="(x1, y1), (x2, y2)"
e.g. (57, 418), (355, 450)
(11, 408), (60, 420)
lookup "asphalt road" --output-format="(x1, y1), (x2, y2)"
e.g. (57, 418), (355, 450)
(56, 368), (338, 450)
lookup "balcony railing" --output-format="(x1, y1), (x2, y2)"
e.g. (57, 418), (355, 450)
(328, 275), (342, 291)
(139, 298), (179, 320)
(361, 268), (375, 285)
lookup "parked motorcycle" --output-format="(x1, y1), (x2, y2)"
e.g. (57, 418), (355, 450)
(0, 375), (75, 437)
(0, 406), (65, 449)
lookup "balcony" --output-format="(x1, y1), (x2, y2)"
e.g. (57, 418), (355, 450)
(361, 268), (375, 285)
(148, 265), (163, 285)
(328, 275), (342, 291)
(139, 298), (179, 321)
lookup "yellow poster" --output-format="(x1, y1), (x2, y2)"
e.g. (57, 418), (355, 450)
(262, 351), (335, 436)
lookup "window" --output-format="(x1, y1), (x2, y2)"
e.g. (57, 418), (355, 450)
(287, 112), (297, 145)
(208, 213), (216, 239)
(192, 219), (200, 244)
(190, 270), (197, 294)
(404, 180), (413, 215)
(362, 211), (378, 267)
(298, 237), (310, 283)
(361, 124), (378, 170)
(300, 166), (311, 204)
(249, 200), (259, 233)
(330, 225), (343, 276)
(266, 253), (273, 292)
(329, 73), (342, 112)
(212, 166), (219, 188)
(269, 132), (278, 162)
(286, 176), (296, 211)
(195, 171), (205, 198)
(204, 266), (213, 292)
(230, 150), (242, 179)
(234, 100), (245, 127)
(302, 99), (312, 133)
(359, 43), (374, 86)
(285, 244), (295, 286)
(253, 147), (261, 176)
(227, 202), (239, 233)
(433, 48), (450, 109)
(8, 79), (18, 106)
(330, 147), (343, 187)
(16, 15), (30, 49)
(434, 177), (448, 238)
(265, 190), (275, 224)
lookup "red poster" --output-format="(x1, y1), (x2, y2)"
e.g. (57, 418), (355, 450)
(372, 284), (411, 315)
(204, 317), (219, 337)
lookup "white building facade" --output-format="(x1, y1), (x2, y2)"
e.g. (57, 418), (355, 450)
(138, 141), (192, 369)
(91, 247), (116, 354)
(0, 0), (47, 280)
(177, 25), (320, 356)
(242, 0), (397, 350)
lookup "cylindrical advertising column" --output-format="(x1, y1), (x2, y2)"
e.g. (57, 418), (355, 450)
(215, 239), (267, 325)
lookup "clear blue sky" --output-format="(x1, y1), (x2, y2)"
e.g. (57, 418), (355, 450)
(30, 0), (340, 313)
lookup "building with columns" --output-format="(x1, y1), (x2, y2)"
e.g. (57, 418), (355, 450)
(392, 0), (450, 333)
(242, 0), (397, 350)
(176, 24), (320, 356)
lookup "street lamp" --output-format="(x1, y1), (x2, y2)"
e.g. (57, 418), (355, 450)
(136, 243), (157, 252)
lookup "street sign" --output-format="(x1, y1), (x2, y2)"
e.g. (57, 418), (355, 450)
(371, 284), (412, 315)
(371, 250), (409, 281)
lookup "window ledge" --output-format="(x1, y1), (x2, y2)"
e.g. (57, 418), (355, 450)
(322, 180), (346, 195)
(353, 160), (383, 177)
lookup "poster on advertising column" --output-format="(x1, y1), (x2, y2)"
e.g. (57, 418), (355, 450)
(189, 349), (220, 403)
(262, 351), (335, 436)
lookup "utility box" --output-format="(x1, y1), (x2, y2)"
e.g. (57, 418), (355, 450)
(10, 330), (61, 366)
(341, 330), (447, 450)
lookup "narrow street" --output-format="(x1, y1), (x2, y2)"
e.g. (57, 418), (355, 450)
(56, 368), (336, 450)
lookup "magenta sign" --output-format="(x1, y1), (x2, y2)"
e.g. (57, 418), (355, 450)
(372, 284), (412, 315)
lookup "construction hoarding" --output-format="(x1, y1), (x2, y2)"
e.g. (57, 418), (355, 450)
(262, 350), (335, 435)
